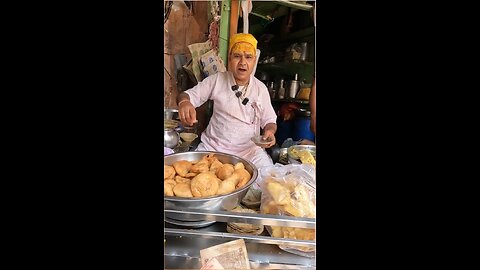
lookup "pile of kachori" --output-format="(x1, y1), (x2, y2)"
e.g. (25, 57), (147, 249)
(164, 154), (252, 198)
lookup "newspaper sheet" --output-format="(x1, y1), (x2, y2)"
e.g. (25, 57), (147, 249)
(200, 258), (224, 270)
(200, 239), (250, 269)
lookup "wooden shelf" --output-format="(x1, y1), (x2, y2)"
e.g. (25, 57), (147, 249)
(256, 61), (314, 83)
(258, 61), (313, 69)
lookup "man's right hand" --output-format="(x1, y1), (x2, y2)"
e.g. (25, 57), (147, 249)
(178, 100), (198, 127)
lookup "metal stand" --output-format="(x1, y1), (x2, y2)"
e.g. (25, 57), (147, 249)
(164, 207), (317, 269)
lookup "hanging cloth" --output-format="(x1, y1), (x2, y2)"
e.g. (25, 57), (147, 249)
(239, 0), (260, 75)
(241, 0), (253, 33)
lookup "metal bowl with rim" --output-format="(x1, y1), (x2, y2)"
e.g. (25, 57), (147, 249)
(164, 119), (180, 130)
(287, 145), (316, 164)
(164, 151), (258, 221)
(164, 108), (178, 120)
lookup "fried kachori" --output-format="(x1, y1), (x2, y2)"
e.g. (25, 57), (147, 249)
(173, 183), (193, 198)
(222, 172), (241, 186)
(172, 160), (192, 177)
(164, 179), (176, 196)
(234, 162), (245, 170)
(235, 168), (251, 188)
(190, 172), (220, 197)
(164, 165), (176, 179)
(190, 159), (210, 173)
(216, 164), (235, 180)
(209, 159), (224, 172)
(175, 175), (191, 184)
(217, 179), (236, 195)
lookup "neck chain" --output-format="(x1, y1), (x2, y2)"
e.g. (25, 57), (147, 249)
(232, 73), (250, 99)
(240, 83), (249, 98)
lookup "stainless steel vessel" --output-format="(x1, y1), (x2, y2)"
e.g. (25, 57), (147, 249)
(287, 74), (300, 99)
(164, 151), (258, 221)
(164, 108), (178, 120)
(164, 128), (180, 148)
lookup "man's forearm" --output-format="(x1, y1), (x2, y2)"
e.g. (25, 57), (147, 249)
(264, 123), (277, 134)
(176, 92), (190, 105)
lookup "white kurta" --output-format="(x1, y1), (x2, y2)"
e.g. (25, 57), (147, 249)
(185, 71), (277, 169)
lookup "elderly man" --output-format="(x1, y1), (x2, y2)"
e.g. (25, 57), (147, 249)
(176, 33), (277, 169)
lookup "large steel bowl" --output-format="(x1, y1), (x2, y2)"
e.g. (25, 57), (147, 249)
(164, 151), (258, 221)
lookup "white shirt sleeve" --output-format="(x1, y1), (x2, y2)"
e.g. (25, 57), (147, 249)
(184, 73), (219, 108)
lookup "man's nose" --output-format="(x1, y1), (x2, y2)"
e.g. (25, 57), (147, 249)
(239, 56), (246, 64)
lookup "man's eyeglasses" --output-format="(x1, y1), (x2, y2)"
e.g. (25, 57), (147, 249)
(231, 85), (249, 105)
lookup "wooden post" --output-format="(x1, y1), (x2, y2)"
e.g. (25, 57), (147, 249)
(229, 0), (239, 37)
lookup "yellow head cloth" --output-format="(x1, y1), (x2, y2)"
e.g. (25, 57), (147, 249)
(229, 33), (257, 55)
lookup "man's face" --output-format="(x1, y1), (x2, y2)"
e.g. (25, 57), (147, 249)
(228, 42), (256, 83)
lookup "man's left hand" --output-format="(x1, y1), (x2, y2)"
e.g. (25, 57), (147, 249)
(261, 129), (276, 148)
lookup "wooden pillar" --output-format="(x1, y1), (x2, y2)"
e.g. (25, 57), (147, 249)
(229, 0), (239, 37)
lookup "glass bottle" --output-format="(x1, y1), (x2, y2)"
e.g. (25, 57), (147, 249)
(277, 79), (286, 99)
(268, 82), (276, 99)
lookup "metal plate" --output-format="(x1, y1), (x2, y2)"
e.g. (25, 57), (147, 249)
(165, 217), (216, 228)
(251, 135), (273, 146)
